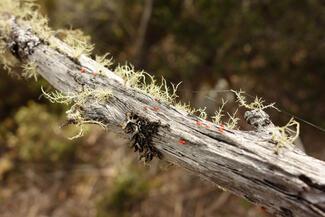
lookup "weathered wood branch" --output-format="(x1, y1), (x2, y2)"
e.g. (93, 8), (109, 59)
(1, 18), (325, 217)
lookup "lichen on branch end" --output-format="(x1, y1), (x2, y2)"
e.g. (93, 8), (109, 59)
(42, 87), (112, 139)
(8, 24), (41, 59)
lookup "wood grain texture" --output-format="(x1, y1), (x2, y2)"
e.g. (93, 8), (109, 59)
(1, 18), (325, 217)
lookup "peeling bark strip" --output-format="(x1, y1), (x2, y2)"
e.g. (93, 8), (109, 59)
(1, 18), (325, 217)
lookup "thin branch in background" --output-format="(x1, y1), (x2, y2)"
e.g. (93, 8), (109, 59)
(133, 0), (154, 66)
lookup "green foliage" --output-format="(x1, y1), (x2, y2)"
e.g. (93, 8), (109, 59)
(96, 168), (149, 217)
(8, 102), (76, 164)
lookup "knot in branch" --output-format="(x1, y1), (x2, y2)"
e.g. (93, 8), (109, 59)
(244, 109), (275, 133)
(8, 22), (41, 59)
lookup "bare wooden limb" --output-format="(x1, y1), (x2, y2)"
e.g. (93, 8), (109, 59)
(1, 18), (325, 217)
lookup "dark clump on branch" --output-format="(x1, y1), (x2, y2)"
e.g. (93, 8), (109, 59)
(122, 112), (162, 162)
(8, 24), (41, 60)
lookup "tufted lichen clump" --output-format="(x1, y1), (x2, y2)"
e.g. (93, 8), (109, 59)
(21, 60), (38, 81)
(232, 89), (300, 153)
(114, 64), (181, 104)
(0, 0), (300, 155)
(53, 29), (94, 58)
(0, 0), (51, 75)
(114, 64), (213, 120)
(42, 87), (112, 139)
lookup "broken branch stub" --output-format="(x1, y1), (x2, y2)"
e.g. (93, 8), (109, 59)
(0, 15), (325, 217)
(8, 22), (41, 59)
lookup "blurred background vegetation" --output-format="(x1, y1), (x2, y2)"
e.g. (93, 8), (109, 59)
(0, 0), (324, 216)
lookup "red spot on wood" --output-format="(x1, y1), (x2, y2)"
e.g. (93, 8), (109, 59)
(205, 124), (211, 129)
(144, 106), (148, 111)
(259, 206), (267, 213)
(151, 106), (160, 111)
(178, 138), (186, 145)
(196, 121), (202, 126)
(80, 67), (86, 73)
(218, 124), (225, 133)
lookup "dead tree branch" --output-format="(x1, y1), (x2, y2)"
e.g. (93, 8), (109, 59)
(1, 17), (325, 217)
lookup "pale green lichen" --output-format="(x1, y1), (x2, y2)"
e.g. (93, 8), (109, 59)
(0, 0), (300, 151)
(114, 63), (181, 104)
(232, 89), (300, 151)
(225, 109), (240, 129)
(114, 63), (212, 120)
(211, 99), (239, 129)
(0, 0), (53, 40)
(174, 102), (208, 120)
(0, 0), (93, 64)
(65, 106), (106, 140)
(41, 87), (112, 105)
(195, 107), (207, 120)
(232, 89), (279, 111)
(19, 1), (53, 40)
(41, 87), (111, 139)
(95, 53), (113, 68)
(54, 29), (94, 58)
(22, 60), (38, 81)
(271, 118), (300, 153)
(212, 99), (227, 125)
(0, 0), (52, 71)
(115, 63), (214, 120)
(174, 101), (196, 114)
(0, 17), (17, 72)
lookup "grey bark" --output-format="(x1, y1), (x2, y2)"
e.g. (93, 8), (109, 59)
(1, 18), (325, 217)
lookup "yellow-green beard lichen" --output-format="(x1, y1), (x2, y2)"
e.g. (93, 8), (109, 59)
(54, 29), (94, 58)
(114, 63), (215, 121)
(0, 20), (17, 72)
(232, 89), (300, 152)
(195, 107), (208, 120)
(0, 0), (53, 40)
(212, 99), (227, 125)
(114, 64), (181, 104)
(22, 60), (38, 81)
(0, 0), (52, 72)
(95, 53), (113, 68)
(232, 89), (279, 111)
(0, 0), (300, 150)
(0, 0), (94, 64)
(225, 109), (240, 129)
(174, 101), (194, 114)
(271, 118), (300, 154)
(211, 99), (239, 129)
(42, 87), (112, 139)
(0, 0), (207, 122)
